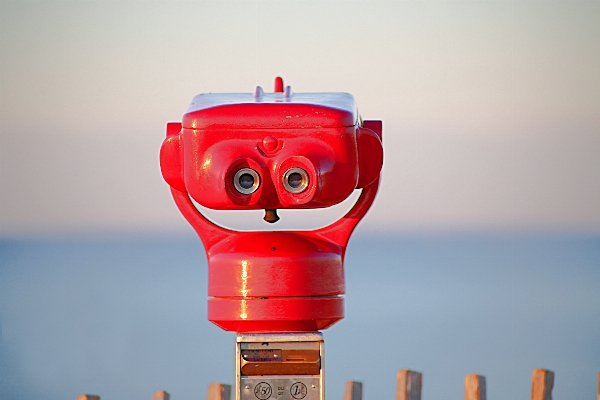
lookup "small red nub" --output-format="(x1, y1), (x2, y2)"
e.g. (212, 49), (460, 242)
(262, 136), (278, 151)
(274, 77), (284, 93)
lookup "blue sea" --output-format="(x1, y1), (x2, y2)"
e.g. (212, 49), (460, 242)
(1, 233), (598, 400)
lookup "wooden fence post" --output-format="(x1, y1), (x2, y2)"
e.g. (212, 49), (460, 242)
(396, 369), (422, 400)
(343, 380), (363, 400)
(76, 395), (100, 400)
(531, 368), (554, 400)
(207, 382), (232, 400)
(152, 390), (170, 400)
(464, 374), (486, 400)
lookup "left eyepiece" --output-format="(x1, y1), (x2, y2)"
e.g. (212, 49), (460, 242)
(233, 168), (260, 194)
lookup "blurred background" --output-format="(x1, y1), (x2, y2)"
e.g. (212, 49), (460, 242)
(1, 1), (598, 399)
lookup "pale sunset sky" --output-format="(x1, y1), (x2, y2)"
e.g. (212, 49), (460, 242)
(1, 1), (599, 238)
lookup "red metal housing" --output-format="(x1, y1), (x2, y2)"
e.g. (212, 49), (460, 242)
(160, 78), (383, 332)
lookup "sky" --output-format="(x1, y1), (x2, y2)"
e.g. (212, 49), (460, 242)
(1, 0), (599, 238)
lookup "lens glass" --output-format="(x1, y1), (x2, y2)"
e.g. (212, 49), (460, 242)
(239, 173), (254, 190)
(287, 172), (303, 189)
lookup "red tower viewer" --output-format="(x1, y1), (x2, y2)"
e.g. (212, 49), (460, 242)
(160, 78), (383, 332)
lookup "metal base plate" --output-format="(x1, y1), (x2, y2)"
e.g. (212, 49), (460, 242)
(240, 377), (320, 400)
(236, 333), (324, 400)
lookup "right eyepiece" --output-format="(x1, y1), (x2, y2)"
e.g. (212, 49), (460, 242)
(233, 168), (260, 194)
(282, 167), (309, 193)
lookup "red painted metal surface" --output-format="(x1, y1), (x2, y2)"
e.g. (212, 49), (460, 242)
(160, 78), (383, 332)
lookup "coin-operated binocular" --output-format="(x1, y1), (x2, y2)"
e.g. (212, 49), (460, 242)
(160, 77), (382, 400)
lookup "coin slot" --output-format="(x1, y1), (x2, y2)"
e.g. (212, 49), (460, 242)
(242, 349), (282, 362)
(240, 349), (321, 376)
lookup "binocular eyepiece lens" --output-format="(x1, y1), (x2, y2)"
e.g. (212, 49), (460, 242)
(239, 174), (254, 190)
(233, 168), (260, 194)
(283, 168), (309, 193)
(288, 172), (303, 188)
